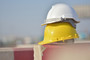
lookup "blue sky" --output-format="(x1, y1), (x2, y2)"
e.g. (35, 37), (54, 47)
(0, 0), (90, 37)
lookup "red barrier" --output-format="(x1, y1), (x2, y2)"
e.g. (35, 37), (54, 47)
(14, 48), (34, 60)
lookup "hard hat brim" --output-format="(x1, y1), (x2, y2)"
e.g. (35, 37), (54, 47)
(38, 36), (79, 45)
(41, 22), (55, 26)
(39, 36), (79, 45)
(41, 18), (62, 26)
(41, 21), (60, 26)
(41, 20), (80, 26)
(67, 18), (80, 23)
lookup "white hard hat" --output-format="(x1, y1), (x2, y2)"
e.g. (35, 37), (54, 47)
(42, 4), (80, 26)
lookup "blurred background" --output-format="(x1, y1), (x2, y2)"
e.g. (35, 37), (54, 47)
(0, 0), (90, 47)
